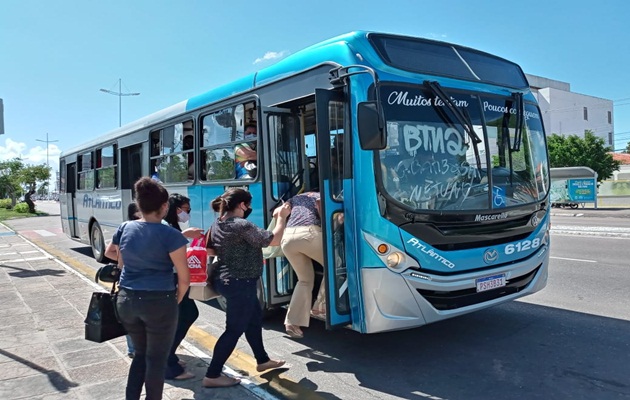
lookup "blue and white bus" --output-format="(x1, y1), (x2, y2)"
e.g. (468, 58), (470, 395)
(60, 31), (550, 333)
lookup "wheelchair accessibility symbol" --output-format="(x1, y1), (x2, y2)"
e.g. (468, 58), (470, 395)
(493, 186), (506, 208)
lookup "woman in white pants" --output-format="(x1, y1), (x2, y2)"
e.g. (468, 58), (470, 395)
(281, 191), (325, 338)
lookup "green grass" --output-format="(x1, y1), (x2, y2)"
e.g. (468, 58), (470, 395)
(0, 208), (48, 221)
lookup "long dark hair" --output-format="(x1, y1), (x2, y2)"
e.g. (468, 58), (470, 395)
(164, 193), (190, 231)
(210, 188), (251, 216)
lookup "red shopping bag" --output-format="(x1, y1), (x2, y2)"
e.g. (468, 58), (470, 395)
(186, 237), (207, 286)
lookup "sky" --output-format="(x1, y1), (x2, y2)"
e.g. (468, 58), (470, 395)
(1, 0), (629, 182)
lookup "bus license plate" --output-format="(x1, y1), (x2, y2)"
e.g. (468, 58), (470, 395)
(476, 274), (506, 293)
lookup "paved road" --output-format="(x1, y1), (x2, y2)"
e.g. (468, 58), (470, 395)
(9, 201), (630, 400)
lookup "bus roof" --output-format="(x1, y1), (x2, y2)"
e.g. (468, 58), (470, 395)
(61, 30), (526, 157)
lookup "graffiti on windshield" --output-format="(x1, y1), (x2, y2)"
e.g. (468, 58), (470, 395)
(380, 121), (484, 210)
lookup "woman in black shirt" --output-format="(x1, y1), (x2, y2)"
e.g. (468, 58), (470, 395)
(203, 188), (290, 388)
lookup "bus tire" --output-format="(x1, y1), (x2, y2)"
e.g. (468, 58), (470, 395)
(90, 222), (106, 263)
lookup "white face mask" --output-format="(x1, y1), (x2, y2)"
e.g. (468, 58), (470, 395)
(177, 210), (190, 223)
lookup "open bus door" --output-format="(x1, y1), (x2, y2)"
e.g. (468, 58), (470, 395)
(315, 89), (351, 329)
(263, 107), (302, 309)
(61, 161), (79, 238)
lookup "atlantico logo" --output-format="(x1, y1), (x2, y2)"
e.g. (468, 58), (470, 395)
(475, 212), (508, 222)
(187, 256), (203, 269)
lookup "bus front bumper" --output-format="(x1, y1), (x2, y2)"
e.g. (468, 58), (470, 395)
(360, 245), (549, 333)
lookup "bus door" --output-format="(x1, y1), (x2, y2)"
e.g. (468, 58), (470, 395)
(63, 161), (79, 238)
(315, 89), (351, 328)
(263, 107), (302, 307)
(120, 143), (144, 209)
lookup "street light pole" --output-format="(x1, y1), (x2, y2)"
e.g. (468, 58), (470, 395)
(35, 133), (59, 195)
(99, 78), (140, 127)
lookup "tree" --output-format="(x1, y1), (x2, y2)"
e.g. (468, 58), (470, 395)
(547, 130), (620, 181)
(625, 141), (630, 154)
(0, 159), (25, 205)
(0, 158), (51, 207)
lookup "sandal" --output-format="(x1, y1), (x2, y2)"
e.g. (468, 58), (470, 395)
(311, 309), (326, 317)
(285, 325), (304, 339)
(256, 359), (286, 372)
(202, 375), (241, 388)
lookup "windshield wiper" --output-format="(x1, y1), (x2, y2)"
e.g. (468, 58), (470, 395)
(424, 81), (482, 145)
(424, 80), (483, 176)
(512, 92), (523, 152)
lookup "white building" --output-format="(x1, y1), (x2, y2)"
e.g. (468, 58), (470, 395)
(526, 74), (614, 147)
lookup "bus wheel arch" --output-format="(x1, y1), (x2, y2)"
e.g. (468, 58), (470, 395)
(89, 220), (106, 263)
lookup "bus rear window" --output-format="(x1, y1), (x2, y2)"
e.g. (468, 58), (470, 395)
(368, 34), (528, 89)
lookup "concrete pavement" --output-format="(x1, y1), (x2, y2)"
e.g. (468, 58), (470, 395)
(0, 221), (274, 400)
(550, 206), (630, 218)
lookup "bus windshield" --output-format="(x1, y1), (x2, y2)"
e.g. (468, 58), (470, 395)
(378, 84), (549, 212)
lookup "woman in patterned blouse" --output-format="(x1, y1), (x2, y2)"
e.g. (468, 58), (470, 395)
(202, 188), (291, 388)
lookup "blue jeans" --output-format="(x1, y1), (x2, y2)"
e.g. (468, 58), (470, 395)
(205, 277), (269, 378)
(117, 289), (178, 400)
(126, 335), (135, 355)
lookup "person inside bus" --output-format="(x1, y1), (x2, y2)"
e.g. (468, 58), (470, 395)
(280, 190), (325, 339)
(203, 188), (291, 388)
(104, 177), (190, 400)
(183, 134), (194, 180)
(162, 193), (204, 381)
(235, 122), (257, 179)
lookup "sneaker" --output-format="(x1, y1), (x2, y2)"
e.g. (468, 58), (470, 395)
(127, 352), (135, 359)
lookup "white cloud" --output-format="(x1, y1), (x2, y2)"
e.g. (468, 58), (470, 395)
(427, 33), (448, 39)
(253, 50), (289, 65)
(0, 138), (61, 171)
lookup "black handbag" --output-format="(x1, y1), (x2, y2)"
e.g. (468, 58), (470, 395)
(95, 263), (121, 283)
(85, 280), (126, 343)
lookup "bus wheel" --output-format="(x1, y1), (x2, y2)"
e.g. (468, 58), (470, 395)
(90, 222), (106, 263)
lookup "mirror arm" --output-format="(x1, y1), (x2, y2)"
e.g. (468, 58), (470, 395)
(330, 65), (383, 130)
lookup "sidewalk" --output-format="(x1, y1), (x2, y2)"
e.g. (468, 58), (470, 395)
(550, 206), (630, 218)
(0, 222), (268, 400)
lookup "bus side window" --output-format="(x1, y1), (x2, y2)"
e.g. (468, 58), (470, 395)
(183, 121), (195, 180)
(149, 122), (194, 183)
(201, 109), (237, 181)
(331, 134), (344, 200)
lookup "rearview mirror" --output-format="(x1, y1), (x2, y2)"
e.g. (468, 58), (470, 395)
(357, 101), (385, 150)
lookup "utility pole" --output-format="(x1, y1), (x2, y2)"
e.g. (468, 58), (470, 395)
(0, 98), (5, 135)
(36, 133), (59, 195)
(100, 78), (140, 127)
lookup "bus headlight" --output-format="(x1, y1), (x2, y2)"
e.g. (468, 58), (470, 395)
(386, 252), (405, 269)
(363, 231), (420, 273)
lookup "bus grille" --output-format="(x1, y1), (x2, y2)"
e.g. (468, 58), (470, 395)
(416, 265), (541, 311)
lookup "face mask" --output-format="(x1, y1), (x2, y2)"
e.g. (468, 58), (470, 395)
(177, 210), (190, 223)
(243, 207), (253, 219)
